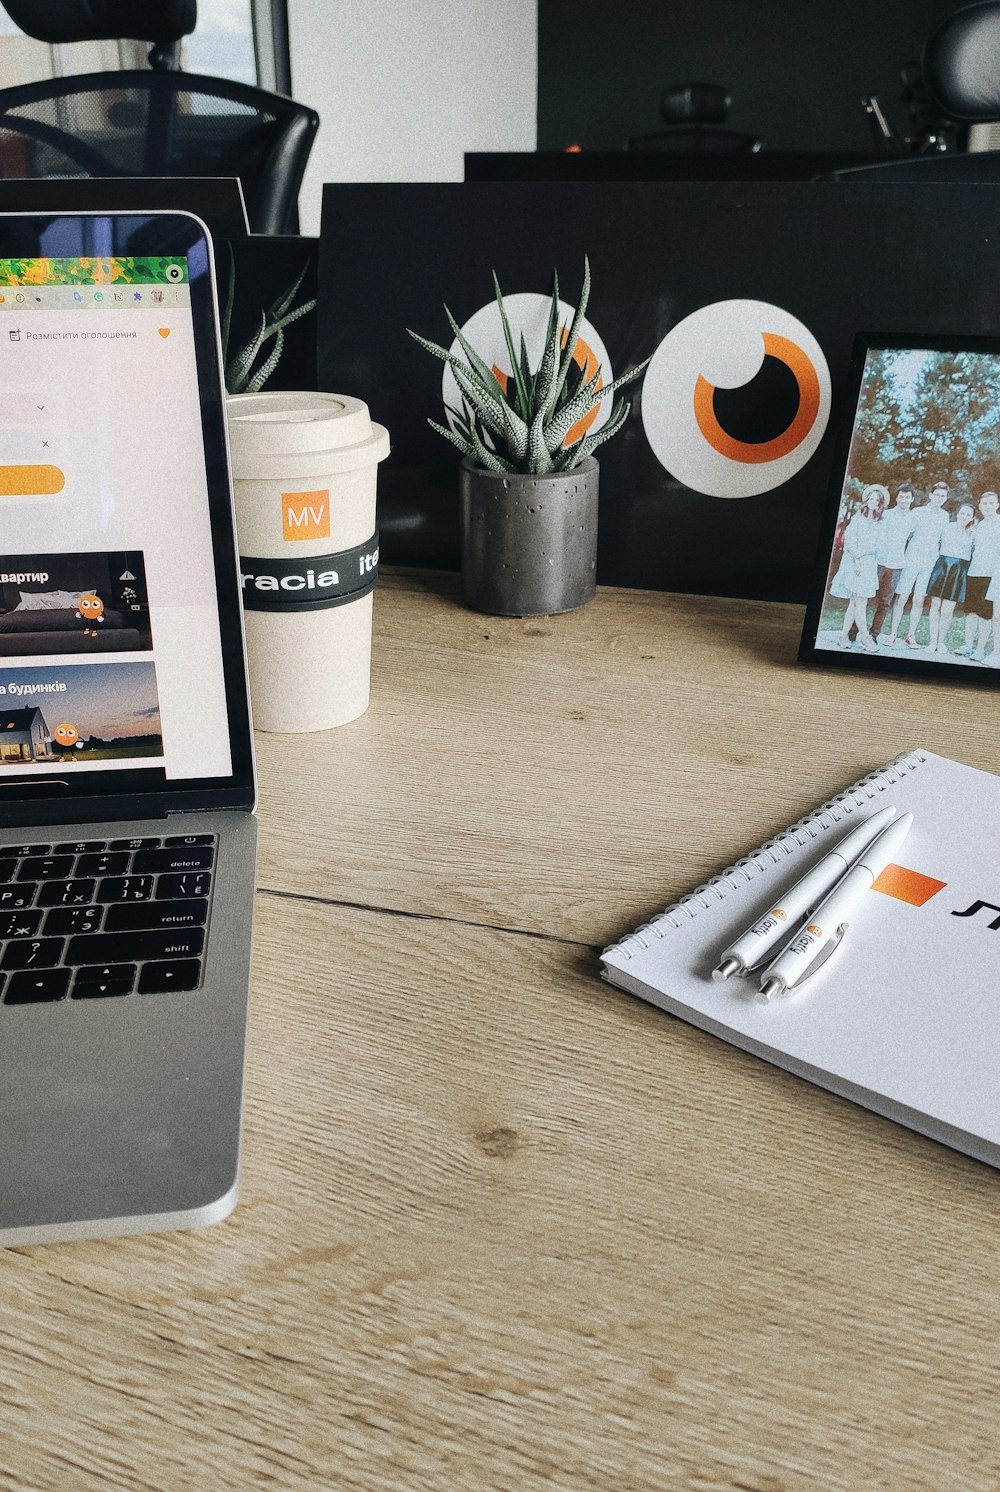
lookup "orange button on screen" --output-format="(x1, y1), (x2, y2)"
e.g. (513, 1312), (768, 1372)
(0, 464), (65, 495)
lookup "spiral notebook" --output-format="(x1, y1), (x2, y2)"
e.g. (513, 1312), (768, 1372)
(601, 748), (1000, 1169)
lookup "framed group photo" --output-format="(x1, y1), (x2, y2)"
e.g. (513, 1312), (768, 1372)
(800, 334), (1000, 684)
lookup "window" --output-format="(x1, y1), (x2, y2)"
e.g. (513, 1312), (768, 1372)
(0, 1), (262, 88)
(183, 0), (257, 86)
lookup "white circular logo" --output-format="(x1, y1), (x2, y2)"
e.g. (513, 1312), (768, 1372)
(641, 299), (831, 498)
(444, 292), (614, 448)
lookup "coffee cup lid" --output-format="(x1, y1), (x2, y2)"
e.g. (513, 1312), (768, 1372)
(226, 392), (390, 476)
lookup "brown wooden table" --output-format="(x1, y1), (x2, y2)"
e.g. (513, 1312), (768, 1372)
(4, 569), (1000, 1490)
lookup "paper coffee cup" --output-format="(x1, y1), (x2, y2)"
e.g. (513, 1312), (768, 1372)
(226, 391), (390, 732)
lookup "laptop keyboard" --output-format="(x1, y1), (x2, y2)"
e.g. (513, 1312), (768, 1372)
(0, 833), (216, 1004)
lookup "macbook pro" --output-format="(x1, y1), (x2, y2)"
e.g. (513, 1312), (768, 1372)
(0, 211), (257, 1245)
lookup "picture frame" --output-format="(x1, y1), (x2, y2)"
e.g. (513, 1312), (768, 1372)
(799, 333), (1000, 684)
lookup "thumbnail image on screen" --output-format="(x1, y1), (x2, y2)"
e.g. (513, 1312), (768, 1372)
(0, 551), (152, 658)
(0, 661), (162, 768)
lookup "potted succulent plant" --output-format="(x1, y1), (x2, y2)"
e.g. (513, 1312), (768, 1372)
(409, 258), (649, 616)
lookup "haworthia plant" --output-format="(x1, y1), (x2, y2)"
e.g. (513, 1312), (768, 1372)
(408, 258), (650, 475)
(222, 246), (317, 395)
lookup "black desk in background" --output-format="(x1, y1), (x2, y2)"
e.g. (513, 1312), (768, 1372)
(464, 151), (886, 182)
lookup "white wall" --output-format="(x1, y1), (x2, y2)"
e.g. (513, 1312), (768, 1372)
(287, 0), (538, 236)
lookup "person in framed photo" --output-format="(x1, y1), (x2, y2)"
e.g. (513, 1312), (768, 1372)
(829, 483), (887, 651)
(986, 568), (1000, 666)
(926, 501), (976, 653)
(870, 482), (917, 644)
(957, 490), (1000, 663)
(888, 480), (951, 648)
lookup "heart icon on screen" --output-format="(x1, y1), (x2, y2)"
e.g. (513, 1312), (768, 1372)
(158, 327), (170, 338)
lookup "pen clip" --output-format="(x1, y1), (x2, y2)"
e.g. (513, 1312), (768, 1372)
(786, 922), (849, 990)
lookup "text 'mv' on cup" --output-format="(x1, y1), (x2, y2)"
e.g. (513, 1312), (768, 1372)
(226, 391), (390, 732)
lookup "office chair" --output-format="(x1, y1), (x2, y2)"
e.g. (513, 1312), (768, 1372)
(830, 2), (1000, 182)
(0, 0), (318, 233)
(628, 83), (762, 153)
(923, 1), (1000, 124)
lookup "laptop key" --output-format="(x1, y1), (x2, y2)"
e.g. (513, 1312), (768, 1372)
(156, 871), (211, 900)
(0, 858), (17, 883)
(75, 851), (130, 878)
(138, 959), (202, 994)
(65, 927), (205, 965)
(72, 964), (137, 999)
(132, 846), (214, 874)
(0, 885), (37, 910)
(16, 855), (75, 881)
(37, 879), (96, 907)
(54, 839), (106, 855)
(103, 898), (208, 932)
(98, 875), (155, 902)
(9, 844), (51, 858)
(1, 938), (66, 971)
(43, 905), (103, 936)
(0, 908), (43, 938)
(164, 834), (215, 846)
(4, 968), (71, 1003)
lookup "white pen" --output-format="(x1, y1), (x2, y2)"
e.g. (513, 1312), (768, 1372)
(712, 804), (897, 981)
(756, 811), (914, 1003)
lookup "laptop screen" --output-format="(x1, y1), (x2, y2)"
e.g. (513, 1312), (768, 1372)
(0, 213), (253, 816)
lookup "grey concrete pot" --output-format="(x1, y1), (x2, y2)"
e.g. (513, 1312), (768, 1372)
(459, 456), (599, 616)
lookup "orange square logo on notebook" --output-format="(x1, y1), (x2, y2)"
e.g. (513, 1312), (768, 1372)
(282, 490), (330, 542)
(872, 862), (947, 907)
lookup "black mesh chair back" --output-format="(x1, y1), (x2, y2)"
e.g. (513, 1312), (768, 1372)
(0, 69), (318, 233)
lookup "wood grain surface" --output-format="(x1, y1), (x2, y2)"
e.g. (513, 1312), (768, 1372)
(258, 569), (1000, 948)
(4, 569), (1000, 1491)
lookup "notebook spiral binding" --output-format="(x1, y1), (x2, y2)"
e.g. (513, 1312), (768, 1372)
(604, 749), (927, 961)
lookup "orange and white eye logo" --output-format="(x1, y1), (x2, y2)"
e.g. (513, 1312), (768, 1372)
(641, 299), (831, 498)
(442, 292), (615, 448)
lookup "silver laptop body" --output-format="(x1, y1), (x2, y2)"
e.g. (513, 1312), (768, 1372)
(0, 212), (257, 1245)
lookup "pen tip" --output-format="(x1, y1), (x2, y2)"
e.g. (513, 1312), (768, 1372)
(712, 956), (742, 982)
